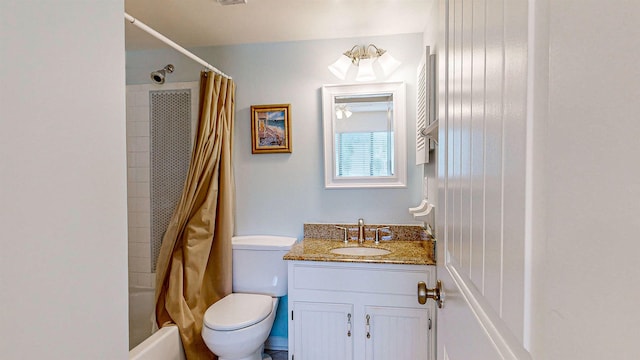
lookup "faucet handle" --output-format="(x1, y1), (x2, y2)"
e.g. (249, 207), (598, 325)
(335, 226), (348, 243)
(374, 227), (390, 244)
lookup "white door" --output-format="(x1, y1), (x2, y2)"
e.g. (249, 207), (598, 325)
(364, 306), (431, 360)
(435, 0), (531, 359)
(292, 302), (354, 360)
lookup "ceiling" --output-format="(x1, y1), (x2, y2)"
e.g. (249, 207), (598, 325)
(124, 0), (431, 50)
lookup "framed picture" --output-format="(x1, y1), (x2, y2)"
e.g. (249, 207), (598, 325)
(250, 104), (292, 154)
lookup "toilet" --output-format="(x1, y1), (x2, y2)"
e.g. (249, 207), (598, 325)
(202, 235), (296, 360)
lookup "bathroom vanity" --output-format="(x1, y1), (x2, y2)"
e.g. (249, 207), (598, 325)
(284, 236), (436, 360)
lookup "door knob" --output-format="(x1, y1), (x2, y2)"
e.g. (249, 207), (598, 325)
(417, 280), (444, 308)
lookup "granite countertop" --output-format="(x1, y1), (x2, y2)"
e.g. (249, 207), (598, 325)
(283, 238), (435, 265)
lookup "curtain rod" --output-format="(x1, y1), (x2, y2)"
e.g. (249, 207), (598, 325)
(124, 12), (232, 80)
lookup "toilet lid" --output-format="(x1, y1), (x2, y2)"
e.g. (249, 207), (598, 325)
(203, 293), (273, 331)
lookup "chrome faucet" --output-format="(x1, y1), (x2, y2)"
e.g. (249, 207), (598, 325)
(357, 218), (365, 245)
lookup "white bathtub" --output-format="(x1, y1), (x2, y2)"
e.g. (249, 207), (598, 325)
(129, 287), (186, 360)
(129, 325), (185, 360)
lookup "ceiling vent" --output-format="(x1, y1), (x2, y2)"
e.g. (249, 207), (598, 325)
(217, 0), (247, 5)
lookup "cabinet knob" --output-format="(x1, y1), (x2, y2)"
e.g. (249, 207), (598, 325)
(347, 313), (352, 337)
(418, 280), (444, 308)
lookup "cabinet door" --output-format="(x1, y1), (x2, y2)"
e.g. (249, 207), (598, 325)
(364, 306), (431, 360)
(292, 302), (354, 360)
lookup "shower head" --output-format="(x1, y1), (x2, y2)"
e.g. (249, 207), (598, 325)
(150, 64), (174, 84)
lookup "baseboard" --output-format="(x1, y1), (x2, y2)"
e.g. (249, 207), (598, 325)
(265, 336), (287, 351)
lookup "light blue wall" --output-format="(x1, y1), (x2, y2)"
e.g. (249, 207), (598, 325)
(126, 33), (424, 347)
(127, 33), (424, 239)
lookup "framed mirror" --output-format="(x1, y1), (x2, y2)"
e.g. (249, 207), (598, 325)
(322, 82), (406, 189)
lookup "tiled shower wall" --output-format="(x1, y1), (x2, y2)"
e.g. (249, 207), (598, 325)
(126, 82), (198, 288)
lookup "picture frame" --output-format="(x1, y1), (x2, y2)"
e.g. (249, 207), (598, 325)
(250, 104), (292, 154)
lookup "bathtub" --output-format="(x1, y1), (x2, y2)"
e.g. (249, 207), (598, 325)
(129, 287), (186, 360)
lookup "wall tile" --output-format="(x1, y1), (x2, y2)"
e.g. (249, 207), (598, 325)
(128, 227), (150, 243)
(127, 152), (149, 168)
(127, 182), (150, 198)
(129, 257), (151, 273)
(129, 242), (149, 258)
(128, 212), (150, 228)
(128, 137), (150, 153)
(127, 167), (150, 183)
(127, 197), (150, 212)
(128, 121), (150, 137)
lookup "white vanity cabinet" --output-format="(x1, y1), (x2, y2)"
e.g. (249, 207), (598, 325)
(287, 261), (435, 360)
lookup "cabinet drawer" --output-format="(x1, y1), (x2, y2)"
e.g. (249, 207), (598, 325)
(292, 262), (431, 296)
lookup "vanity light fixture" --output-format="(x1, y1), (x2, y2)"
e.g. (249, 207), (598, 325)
(328, 44), (401, 81)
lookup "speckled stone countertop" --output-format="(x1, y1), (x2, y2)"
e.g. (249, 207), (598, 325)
(283, 238), (435, 265)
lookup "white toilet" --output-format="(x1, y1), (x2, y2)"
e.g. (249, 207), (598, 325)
(202, 235), (296, 360)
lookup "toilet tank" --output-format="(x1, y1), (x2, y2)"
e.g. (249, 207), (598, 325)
(232, 235), (297, 297)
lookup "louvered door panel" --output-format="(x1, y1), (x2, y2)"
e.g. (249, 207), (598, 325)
(416, 46), (431, 165)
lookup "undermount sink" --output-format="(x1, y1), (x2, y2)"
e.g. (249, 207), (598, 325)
(330, 247), (391, 256)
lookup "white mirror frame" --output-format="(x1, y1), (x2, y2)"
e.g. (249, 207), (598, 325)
(322, 81), (407, 189)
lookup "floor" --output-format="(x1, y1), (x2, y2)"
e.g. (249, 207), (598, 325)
(265, 349), (288, 360)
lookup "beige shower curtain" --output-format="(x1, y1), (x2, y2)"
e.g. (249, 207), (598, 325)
(154, 71), (236, 360)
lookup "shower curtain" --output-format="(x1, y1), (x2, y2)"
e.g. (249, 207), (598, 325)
(154, 71), (236, 360)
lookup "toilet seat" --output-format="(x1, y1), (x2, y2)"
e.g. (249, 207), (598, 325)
(203, 293), (273, 331)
